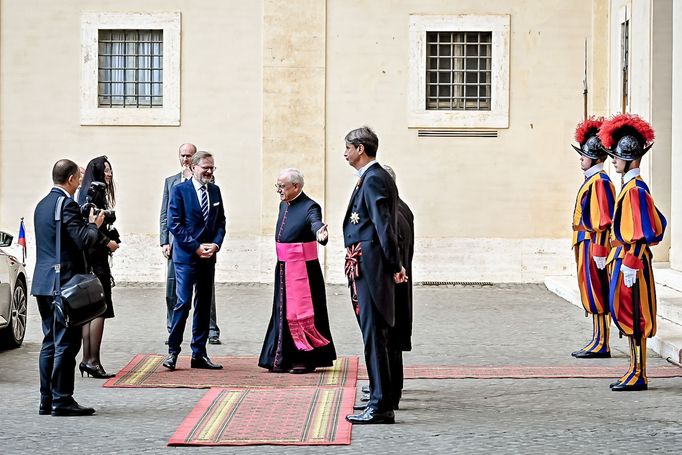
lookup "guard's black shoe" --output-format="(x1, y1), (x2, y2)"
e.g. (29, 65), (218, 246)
(191, 355), (223, 369)
(163, 353), (178, 370)
(611, 382), (647, 392)
(574, 350), (611, 359)
(345, 407), (395, 424)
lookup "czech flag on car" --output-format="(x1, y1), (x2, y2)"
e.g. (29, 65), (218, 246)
(18, 218), (27, 260)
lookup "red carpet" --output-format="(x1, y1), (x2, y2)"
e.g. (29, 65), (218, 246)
(104, 355), (357, 389)
(168, 387), (355, 446)
(358, 364), (682, 379)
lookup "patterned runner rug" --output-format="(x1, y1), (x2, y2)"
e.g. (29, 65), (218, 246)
(168, 387), (355, 446)
(104, 355), (357, 389)
(358, 364), (682, 379)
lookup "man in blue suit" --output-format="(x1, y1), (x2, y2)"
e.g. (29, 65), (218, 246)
(163, 151), (226, 370)
(32, 159), (104, 416)
(160, 143), (221, 344)
(342, 127), (406, 424)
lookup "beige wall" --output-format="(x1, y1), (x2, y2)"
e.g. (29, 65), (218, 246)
(0, 0), (263, 281)
(4, 0), (674, 283)
(324, 0), (593, 282)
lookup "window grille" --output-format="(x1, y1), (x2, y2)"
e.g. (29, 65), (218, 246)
(426, 31), (492, 111)
(98, 30), (163, 108)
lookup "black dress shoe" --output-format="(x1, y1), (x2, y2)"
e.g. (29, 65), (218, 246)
(39, 398), (52, 415)
(346, 407), (394, 424)
(611, 382), (647, 392)
(51, 402), (96, 417)
(289, 365), (316, 374)
(208, 337), (222, 345)
(609, 380), (621, 388)
(361, 384), (370, 393)
(162, 353), (178, 371)
(571, 350), (583, 357)
(574, 350), (611, 359)
(191, 355), (223, 369)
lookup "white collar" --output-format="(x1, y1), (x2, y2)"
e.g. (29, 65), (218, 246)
(191, 177), (206, 190)
(356, 160), (379, 178)
(584, 163), (604, 178)
(623, 167), (640, 184)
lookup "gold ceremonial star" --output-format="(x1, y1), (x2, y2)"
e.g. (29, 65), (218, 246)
(350, 212), (360, 224)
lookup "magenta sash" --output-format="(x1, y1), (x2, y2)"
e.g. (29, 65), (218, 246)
(276, 241), (330, 351)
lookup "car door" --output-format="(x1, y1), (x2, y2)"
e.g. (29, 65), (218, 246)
(0, 250), (11, 326)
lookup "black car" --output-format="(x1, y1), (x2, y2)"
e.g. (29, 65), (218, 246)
(0, 230), (27, 349)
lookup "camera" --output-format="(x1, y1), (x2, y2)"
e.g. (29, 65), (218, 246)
(80, 182), (116, 224)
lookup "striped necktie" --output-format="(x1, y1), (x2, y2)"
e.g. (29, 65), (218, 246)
(200, 185), (209, 224)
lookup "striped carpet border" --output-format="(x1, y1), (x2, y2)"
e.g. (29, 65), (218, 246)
(104, 355), (357, 389)
(168, 387), (354, 446)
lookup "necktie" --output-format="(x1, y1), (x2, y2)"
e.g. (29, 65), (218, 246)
(200, 185), (209, 224)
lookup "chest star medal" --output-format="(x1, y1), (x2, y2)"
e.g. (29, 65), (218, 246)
(350, 212), (360, 224)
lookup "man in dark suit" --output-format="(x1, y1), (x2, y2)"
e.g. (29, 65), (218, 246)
(32, 159), (105, 416)
(343, 127), (406, 424)
(160, 143), (221, 344)
(163, 151), (226, 370)
(383, 165), (415, 410)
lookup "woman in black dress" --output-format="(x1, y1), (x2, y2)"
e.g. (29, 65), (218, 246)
(77, 156), (121, 378)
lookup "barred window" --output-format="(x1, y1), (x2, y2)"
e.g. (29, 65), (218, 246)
(426, 31), (491, 111)
(98, 30), (163, 108)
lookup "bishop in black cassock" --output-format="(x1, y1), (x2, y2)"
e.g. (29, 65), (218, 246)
(258, 169), (336, 374)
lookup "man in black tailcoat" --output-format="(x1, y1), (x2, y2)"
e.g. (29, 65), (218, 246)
(383, 165), (414, 410)
(342, 127), (406, 424)
(258, 168), (336, 374)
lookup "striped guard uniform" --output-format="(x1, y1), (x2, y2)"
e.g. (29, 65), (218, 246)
(607, 170), (667, 387)
(572, 164), (616, 355)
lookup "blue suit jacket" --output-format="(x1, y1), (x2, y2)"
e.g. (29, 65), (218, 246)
(342, 163), (401, 325)
(31, 188), (100, 296)
(168, 179), (226, 264)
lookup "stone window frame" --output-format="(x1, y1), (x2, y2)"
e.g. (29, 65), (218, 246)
(408, 14), (510, 129)
(80, 12), (181, 126)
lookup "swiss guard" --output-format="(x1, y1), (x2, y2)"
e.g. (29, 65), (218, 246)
(570, 117), (616, 359)
(598, 113), (667, 391)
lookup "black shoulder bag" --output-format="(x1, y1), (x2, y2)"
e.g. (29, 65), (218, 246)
(53, 196), (107, 327)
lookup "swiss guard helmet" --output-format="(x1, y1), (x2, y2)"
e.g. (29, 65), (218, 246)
(571, 117), (606, 160)
(597, 113), (655, 161)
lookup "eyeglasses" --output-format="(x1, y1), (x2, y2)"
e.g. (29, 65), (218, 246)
(274, 183), (289, 190)
(197, 165), (216, 171)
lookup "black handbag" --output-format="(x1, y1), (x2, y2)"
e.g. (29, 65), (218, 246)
(53, 196), (107, 327)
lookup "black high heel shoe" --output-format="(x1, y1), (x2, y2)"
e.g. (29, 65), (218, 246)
(79, 362), (95, 378)
(91, 362), (115, 379)
(79, 362), (115, 379)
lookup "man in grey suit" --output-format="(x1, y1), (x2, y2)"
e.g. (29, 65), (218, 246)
(160, 143), (221, 344)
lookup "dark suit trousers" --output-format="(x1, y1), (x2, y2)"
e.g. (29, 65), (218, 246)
(168, 260), (215, 357)
(387, 331), (404, 405)
(166, 258), (219, 337)
(355, 280), (393, 412)
(36, 296), (82, 406)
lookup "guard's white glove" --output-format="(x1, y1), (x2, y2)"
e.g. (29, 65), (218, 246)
(621, 264), (638, 288)
(593, 256), (607, 270)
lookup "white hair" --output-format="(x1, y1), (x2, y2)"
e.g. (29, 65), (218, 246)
(279, 168), (304, 186)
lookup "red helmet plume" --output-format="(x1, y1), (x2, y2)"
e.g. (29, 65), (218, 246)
(574, 116), (604, 145)
(598, 114), (655, 151)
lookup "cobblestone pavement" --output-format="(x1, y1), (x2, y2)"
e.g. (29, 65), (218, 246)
(2, 283), (682, 454)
